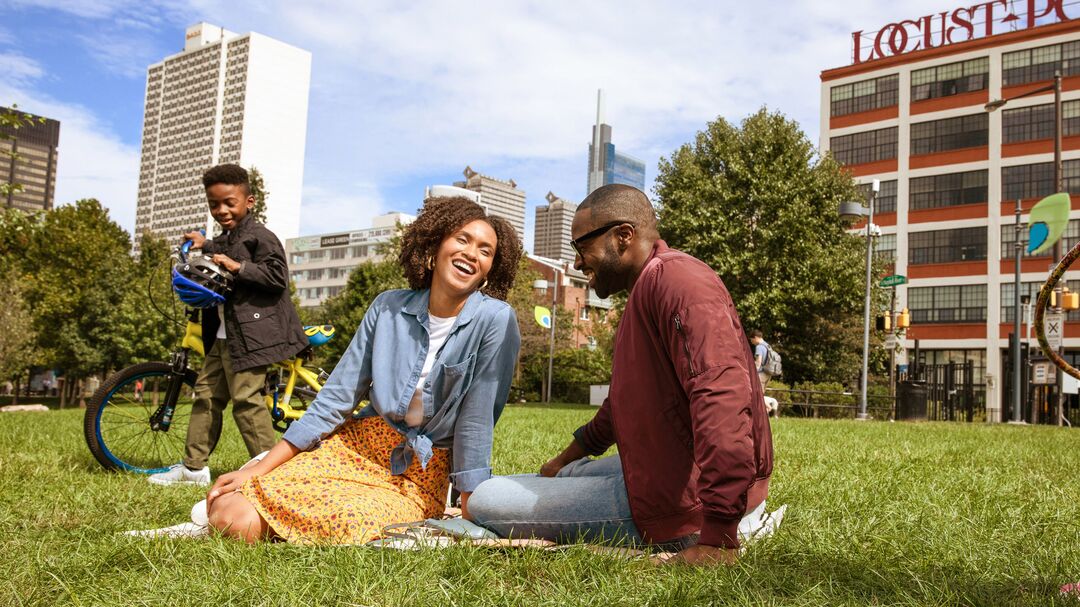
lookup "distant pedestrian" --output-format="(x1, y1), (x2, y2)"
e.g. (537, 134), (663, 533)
(134, 379), (144, 403)
(750, 330), (773, 387)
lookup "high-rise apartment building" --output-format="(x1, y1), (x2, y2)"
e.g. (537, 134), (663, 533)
(134, 23), (310, 248)
(819, 3), (1080, 422)
(286, 212), (415, 308)
(0, 107), (59, 212)
(586, 90), (646, 195)
(534, 191), (577, 262)
(455, 166), (526, 242)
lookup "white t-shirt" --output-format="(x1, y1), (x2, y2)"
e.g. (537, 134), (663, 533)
(404, 313), (457, 427)
(216, 305), (227, 340)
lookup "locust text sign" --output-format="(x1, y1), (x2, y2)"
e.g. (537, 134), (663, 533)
(853, 0), (1071, 64)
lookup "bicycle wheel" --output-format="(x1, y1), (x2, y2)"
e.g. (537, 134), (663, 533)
(84, 362), (198, 474)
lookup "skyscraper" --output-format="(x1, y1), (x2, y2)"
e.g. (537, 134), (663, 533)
(455, 166), (526, 242)
(0, 106), (59, 212)
(133, 23), (311, 248)
(533, 191), (577, 262)
(586, 89), (646, 195)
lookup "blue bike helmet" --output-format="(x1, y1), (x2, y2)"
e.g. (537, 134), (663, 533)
(171, 256), (233, 309)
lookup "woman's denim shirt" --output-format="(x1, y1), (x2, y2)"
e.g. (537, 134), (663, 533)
(282, 288), (520, 493)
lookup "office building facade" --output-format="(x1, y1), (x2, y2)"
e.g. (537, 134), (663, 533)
(455, 166), (526, 243)
(134, 22), (310, 249)
(0, 107), (59, 212)
(820, 3), (1080, 421)
(534, 191), (578, 262)
(286, 212), (414, 308)
(586, 90), (646, 194)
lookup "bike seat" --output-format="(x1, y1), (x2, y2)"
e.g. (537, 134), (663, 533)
(304, 325), (336, 347)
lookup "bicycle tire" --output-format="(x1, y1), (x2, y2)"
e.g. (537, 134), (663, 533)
(84, 362), (198, 474)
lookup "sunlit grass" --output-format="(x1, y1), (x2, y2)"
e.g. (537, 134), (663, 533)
(1, 406), (1078, 606)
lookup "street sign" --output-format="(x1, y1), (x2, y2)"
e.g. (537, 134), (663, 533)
(879, 274), (908, 287)
(1032, 360), (1055, 385)
(1044, 311), (1064, 352)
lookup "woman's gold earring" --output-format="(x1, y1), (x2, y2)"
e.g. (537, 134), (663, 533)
(425, 256), (434, 271)
(480, 278), (489, 290)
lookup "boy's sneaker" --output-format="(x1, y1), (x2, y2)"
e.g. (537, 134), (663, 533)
(148, 464), (211, 486)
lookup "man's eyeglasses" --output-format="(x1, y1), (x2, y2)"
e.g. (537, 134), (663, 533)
(570, 221), (633, 256)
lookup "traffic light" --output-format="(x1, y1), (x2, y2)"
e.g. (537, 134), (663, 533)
(897, 307), (910, 328)
(1050, 287), (1080, 310)
(876, 312), (892, 331)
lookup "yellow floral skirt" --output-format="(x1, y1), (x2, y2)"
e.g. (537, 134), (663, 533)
(239, 416), (450, 545)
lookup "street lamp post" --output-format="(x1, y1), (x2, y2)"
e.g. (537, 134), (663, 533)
(986, 70), (1063, 425)
(546, 267), (561, 404)
(840, 179), (880, 420)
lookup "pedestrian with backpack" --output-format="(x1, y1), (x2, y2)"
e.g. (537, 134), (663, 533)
(750, 330), (781, 387)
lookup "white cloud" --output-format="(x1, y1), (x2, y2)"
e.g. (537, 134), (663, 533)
(299, 182), (387, 236)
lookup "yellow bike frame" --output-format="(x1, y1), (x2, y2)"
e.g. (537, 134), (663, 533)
(180, 319), (323, 422)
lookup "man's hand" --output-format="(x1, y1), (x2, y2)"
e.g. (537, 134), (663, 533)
(211, 254), (241, 274)
(183, 230), (206, 249)
(539, 440), (588, 477)
(662, 544), (738, 566)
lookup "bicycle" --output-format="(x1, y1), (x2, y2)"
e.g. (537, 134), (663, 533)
(83, 241), (336, 474)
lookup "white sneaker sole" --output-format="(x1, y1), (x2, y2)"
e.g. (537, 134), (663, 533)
(147, 476), (210, 486)
(123, 522), (209, 539)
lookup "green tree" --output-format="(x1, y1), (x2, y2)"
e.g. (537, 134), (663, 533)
(24, 199), (135, 405)
(0, 264), (39, 403)
(654, 108), (886, 385)
(248, 166), (269, 224)
(110, 232), (181, 367)
(314, 258), (407, 371)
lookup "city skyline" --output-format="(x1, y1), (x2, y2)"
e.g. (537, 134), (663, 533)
(1, 0), (966, 251)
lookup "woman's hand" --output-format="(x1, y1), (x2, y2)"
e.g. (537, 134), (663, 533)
(206, 468), (257, 509)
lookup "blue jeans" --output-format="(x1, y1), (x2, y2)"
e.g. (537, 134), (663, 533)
(468, 456), (696, 550)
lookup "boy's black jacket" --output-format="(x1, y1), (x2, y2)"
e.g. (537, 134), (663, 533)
(199, 214), (309, 371)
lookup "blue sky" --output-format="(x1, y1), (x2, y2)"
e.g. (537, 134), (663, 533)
(0, 0), (951, 251)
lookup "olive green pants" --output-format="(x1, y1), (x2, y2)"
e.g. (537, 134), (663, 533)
(183, 340), (276, 470)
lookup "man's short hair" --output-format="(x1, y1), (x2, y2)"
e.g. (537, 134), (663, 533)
(577, 184), (658, 237)
(202, 164), (250, 194)
(750, 329), (764, 339)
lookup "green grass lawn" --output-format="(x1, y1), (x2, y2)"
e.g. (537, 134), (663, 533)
(2, 405), (1079, 606)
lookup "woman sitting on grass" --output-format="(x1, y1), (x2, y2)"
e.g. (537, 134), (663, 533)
(204, 196), (522, 544)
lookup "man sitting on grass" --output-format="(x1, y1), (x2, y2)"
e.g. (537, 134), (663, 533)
(469, 184), (774, 565)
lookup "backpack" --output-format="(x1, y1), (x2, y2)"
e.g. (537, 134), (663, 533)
(763, 346), (783, 377)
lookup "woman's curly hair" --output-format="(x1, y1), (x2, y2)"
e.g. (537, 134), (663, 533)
(398, 196), (522, 300)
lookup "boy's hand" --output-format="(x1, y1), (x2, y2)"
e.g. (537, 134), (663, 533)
(211, 254), (242, 274)
(182, 230), (207, 248)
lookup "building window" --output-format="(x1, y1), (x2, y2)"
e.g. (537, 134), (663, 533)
(908, 284), (987, 323)
(308, 250), (325, 260)
(1000, 281), (1043, 323)
(330, 248), (346, 260)
(289, 271), (303, 283)
(351, 245), (369, 258)
(857, 179), (898, 213)
(908, 227), (987, 264)
(830, 74), (899, 117)
(830, 127), (898, 165)
(909, 170), (988, 210)
(290, 253), (305, 264)
(910, 114), (988, 155)
(1001, 159), (1080, 200)
(874, 233), (896, 263)
(911, 57), (989, 101)
(1002, 40), (1080, 87)
(1002, 100), (1080, 143)
(306, 269), (324, 281)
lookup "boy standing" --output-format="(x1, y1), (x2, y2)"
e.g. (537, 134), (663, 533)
(149, 164), (309, 486)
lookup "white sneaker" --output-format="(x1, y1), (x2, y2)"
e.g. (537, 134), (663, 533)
(147, 463), (211, 486)
(124, 522), (209, 539)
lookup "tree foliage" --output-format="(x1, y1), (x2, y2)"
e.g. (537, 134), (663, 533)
(248, 166), (269, 224)
(654, 108), (886, 384)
